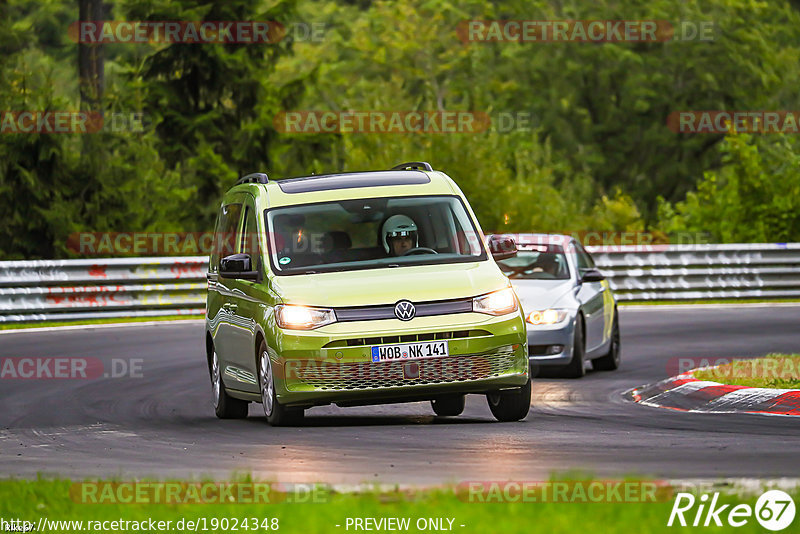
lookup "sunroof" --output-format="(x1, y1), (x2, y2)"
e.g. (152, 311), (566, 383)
(277, 171), (431, 194)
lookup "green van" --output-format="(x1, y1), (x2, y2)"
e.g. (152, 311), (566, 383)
(205, 162), (530, 425)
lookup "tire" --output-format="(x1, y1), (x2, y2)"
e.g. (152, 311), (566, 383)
(487, 377), (531, 422)
(559, 315), (586, 378)
(592, 312), (621, 371)
(258, 341), (304, 426)
(211, 349), (249, 419)
(431, 394), (466, 416)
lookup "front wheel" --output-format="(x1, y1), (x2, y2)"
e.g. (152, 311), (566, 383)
(559, 316), (586, 378)
(431, 394), (466, 416)
(592, 312), (621, 371)
(212, 350), (249, 419)
(487, 377), (531, 422)
(258, 341), (304, 426)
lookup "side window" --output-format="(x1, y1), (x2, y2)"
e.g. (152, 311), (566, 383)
(239, 205), (261, 261)
(574, 243), (596, 272)
(213, 203), (242, 270)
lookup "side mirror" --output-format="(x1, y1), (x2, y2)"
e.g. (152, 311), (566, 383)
(220, 253), (259, 281)
(487, 234), (518, 261)
(580, 268), (605, 283)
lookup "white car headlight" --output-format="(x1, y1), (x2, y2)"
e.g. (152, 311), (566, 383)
(473, 288), (519, 316)
(526, 309), (569, 325)
(275, 305), (336, 330)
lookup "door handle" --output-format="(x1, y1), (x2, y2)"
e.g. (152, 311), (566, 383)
(223, 303), (238, 312)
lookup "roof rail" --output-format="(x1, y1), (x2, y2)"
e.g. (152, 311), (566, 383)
(391, 161), (433, 172)
(236, 172), (269, 186)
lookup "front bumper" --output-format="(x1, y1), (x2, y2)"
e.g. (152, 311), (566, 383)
(526, 316), (576, 366)
(271, 312), (528, 407)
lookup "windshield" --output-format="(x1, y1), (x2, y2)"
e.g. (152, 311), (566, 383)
(265, 195), (486, 274)
(497, 244), (570, 280)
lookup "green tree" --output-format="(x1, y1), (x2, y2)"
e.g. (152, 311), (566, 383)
(656, 133), (800, 243)
(120, 0), (299, 227)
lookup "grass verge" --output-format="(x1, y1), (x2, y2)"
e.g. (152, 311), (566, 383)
(0, 478), (793, 534)
(693, 353), (800, 388)
(0, 315), (204, 331)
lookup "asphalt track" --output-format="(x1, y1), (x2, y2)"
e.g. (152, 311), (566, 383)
(1, 306), (800, 484)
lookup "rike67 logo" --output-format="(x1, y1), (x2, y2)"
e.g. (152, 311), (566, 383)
(668, 490), (795, 531)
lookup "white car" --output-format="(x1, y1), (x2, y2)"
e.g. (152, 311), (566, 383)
(493, 234), (620, 378)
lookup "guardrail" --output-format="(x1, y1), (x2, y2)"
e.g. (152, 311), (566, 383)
(0, 243), (798, 322)
(588, 243), (800, 301)
(0, 257), (207, 323)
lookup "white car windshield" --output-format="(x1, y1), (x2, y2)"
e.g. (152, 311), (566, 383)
(265, 195), (486, 274)
(497, 244), (570, 280)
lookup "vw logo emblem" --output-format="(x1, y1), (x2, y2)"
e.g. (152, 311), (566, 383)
(394, 300), (416, 321)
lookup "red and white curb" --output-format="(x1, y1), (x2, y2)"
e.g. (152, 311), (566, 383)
(629, 371), (800, 416)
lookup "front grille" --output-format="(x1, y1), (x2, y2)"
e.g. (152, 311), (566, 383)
(323, 329), (491, 349)
(288, 348), (518, 391)
(334, 298), (474, 322)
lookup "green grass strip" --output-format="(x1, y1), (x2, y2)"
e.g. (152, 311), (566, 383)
(0, 315), (204, 331)
(0, 478), (795, 533)
(693, 353), (800, 388)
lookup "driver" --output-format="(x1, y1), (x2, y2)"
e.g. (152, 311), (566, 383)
(382, 215), (418, 256)
(535, 253), (560, 276)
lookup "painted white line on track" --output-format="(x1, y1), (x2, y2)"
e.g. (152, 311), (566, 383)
(703, 387), (792, 410)
(637, 380), (717, 408)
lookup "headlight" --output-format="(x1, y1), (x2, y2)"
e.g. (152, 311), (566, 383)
(473, 288), (518, 316)
(275, 305), (336, 330)
(526, 309), (568, 325)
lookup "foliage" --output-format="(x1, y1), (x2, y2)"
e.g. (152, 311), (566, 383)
(1, 0), (800, 257)
(656, 134), (800, 243)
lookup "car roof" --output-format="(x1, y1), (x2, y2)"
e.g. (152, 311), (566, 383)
(228, 170), (459, 207)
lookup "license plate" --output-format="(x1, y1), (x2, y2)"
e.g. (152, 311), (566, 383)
(371, 341), (449, 362)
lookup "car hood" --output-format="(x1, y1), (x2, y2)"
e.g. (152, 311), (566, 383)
(511, 279), (575, 312)
(271, 261), (509, 307)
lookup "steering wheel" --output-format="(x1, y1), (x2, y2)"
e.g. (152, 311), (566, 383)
(503, 263), (537, 278)
(401, 247), (439, 256)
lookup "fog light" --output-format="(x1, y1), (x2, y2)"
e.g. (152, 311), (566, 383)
(547, 344), (564, 355)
